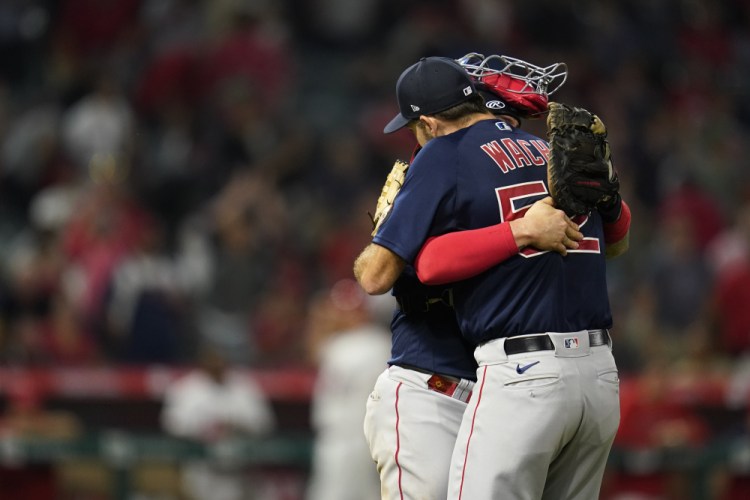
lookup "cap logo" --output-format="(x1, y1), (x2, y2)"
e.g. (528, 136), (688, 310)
(410, 104), (420, 112)
(485, 100), (506, 110)
(463, 86), (473, 96)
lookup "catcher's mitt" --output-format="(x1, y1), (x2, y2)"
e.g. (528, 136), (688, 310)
(370, 159), (409, 236)
(546, 102), (619, 216)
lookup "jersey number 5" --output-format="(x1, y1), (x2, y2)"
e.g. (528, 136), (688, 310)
(495, 181), (601, 257)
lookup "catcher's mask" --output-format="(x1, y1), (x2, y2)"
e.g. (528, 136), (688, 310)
(457, 53), (567, 119)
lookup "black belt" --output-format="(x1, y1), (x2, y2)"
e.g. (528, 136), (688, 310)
(396, 288), (454, 314)
(504, 329), (610, 355)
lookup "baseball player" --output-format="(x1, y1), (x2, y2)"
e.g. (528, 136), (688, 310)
(305, 280), (390, 500)
(357, 56), (631, 499)
(356, 53), (572, 500)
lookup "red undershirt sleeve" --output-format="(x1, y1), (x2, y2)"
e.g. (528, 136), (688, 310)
(415, 222), (519, 285)
(603, 200), (631, 244)
(415, 201), (631, 286)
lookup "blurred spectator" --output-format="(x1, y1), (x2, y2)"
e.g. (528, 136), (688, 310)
(200, 0), (291, 105)
(55, 0), (140, 61)
(608, 363), (712, 500)
(315, 192), (379, 288)
(307, 129), (381, 213)
(251, 272), (309, 366)
(657, 180), (725, 252)
(610, 283), (660, 375)
(617, 364), (711, 450)
(195, 0), (306, 192)
(646, 209), (713, 360)
(60, 180), (156, 355)
(182, 170), (294, 365)
(0, 98), (66, 211)
(710, 200), (750, 356)
(134, 46), (204, 230)
(0, 188), (71, 365)
(138, 0), (208, 56)
(61, 70), (135, 177)
(292, 0), (392, 49)
(198, 75), (312, 196)
(105, 219), (191, 364)
(161, 344), (275, 500)
(706, 197), (750, 275)
(304, 279), (391, 500)
(36, 295), (99, 366)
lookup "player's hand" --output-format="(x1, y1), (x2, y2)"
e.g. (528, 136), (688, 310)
(510, 197), (583, 256)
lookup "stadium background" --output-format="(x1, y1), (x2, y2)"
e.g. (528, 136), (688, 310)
(0, 0), (749, 498)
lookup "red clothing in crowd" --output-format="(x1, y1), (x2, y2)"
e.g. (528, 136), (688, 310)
(713, 260), (750, 354)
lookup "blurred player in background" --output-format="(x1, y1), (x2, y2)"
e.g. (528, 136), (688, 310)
(304, 278), (391, 500)
(161, 344), (275, 500)
(355, 52), (569, 500)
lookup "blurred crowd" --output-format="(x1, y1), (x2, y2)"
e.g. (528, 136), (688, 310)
(0, 0), (750, 455)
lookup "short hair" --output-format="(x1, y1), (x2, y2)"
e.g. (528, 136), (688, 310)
(433, 94), (487, 121)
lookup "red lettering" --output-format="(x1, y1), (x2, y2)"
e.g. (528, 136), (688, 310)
(501, 138), (533, 168)
(568, 215), (601, 253)
(496, 181), (547, 221)
(518, 140), (545, 166)
(570, 237), (601, 254)
(481, 141), (516, 174)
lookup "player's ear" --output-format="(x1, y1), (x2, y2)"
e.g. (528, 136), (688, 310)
(420, 116), (440, 137)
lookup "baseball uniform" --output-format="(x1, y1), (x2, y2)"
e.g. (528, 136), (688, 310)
(362, 268), (477, 500)
(377, 118), (620, 499)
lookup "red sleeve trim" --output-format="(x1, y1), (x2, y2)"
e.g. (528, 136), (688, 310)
(415, 222), (519, 285)
(603, 200), (631, 244)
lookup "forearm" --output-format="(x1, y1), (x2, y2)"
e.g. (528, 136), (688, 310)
(415, 223), (519, 285)
(415, 197), (583, 285)
(354, 243), (405, 295)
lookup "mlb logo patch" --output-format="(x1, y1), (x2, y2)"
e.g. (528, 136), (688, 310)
(564, 337), (579, 349)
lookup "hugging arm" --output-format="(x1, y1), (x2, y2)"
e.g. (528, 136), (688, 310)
(415, 197), (583, 285)
(354, 243), (406, 295)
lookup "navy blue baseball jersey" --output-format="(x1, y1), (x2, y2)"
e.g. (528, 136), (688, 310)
(384, 265), (478, 380)
(374, 119), (612, 346)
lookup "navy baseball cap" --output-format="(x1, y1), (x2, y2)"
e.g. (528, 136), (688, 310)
(383, 56), (477, 134)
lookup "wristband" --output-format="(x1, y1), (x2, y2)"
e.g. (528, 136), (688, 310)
(603, 200), (631, 244)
